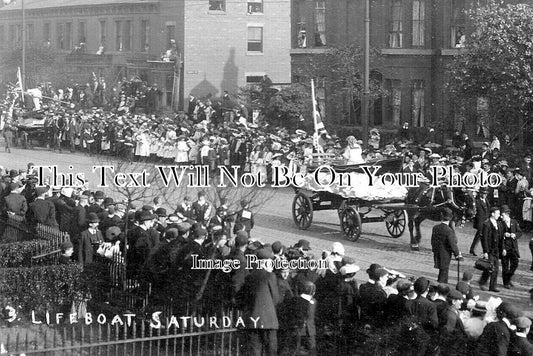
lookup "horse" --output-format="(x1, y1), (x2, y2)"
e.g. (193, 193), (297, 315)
(406, 182), (476, 251)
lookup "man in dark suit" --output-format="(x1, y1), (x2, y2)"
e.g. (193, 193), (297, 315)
(470, 187), (491, 256)
(237, 248), (280, 356)
(234, 199), (255, 238)
(431, 208), (463, 283)
(499, 205), (522, 289)
(28, 186), (58, 228)
(406, 277), (439, 355)
(480, 207), (503, 292)
(476, 301), (520, 355)
(509, 317), (533, 356)
(3, 182), (28, 217)
(228, 231), (249, 298)
(358, 267), (389, 328)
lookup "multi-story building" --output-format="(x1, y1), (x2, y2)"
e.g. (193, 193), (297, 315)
(0, 0), (291, 111)
(290, 0), (527, 135)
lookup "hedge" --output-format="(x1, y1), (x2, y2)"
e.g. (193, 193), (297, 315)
(0, 240), (51, 268)
(0, 264), (83, 313)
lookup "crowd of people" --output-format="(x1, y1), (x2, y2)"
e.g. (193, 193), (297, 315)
(2, 78), (533, 355)
(1, 160), (533, 355)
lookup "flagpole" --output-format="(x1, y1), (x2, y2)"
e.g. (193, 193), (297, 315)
(21, 0), (25, 91)
(361, 0), (370, 148)
(311, 79), (318, 149)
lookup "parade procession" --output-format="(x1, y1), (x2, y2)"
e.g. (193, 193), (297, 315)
(3, 0), (533, 355)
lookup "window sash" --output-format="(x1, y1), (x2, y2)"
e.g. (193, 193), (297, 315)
(123, 20), (132, 51)
(248, 1), (263, 13)
(247, 27), (263, 52)
(209, 0), (225, 11)
(115, 21), (122, 51)
(65, 23), (72, 49)
(43, 23), (51, 43)
(99, 20), (106, 45)
(314, 0), (326, 46)
(412, 0), (425, 47)
(390, 1), (403, 48)
(140, 20), (150, 52)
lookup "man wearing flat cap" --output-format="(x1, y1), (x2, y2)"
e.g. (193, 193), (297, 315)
(499, 205), (521, 289)
(509, 316), (533, 356)
(431, 208), (462, 284)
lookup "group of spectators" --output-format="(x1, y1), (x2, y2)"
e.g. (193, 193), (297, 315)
(1, 162), (533, 355)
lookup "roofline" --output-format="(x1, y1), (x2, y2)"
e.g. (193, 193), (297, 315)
(0, 1), (159, 13)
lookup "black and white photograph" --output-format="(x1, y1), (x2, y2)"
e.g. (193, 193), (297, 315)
(1, 0), (533, 355)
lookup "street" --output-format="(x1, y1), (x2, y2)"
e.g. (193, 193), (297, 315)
(2, 146), (533, 312)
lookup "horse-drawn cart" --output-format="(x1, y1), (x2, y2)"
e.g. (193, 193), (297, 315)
(291, 157), (415, 242)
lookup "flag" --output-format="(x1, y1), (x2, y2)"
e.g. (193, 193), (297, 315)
(314, 96), (325, 130)
(16, 66), (24, 102)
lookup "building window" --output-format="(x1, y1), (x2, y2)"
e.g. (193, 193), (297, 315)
(123, 20), (132, 51)
(99, 20), (107, 46)
(140, 20), (150, 52)
(246, 75), (263, 84)
(65, 22), (72, 50)
(115, 21), (122, 51)
(389, 1), (403, 48)
(412, 80), (425, 127)
(248, 0), (263, 14)
(26, 23), (34, 44)
(247, 26), (263, 52)
(314, 1), (326, 46)
(43, 23), (51, 46)
(166, 74), (175, 107)
(412, 0), (425, 47)
(78, 21), (86, 46)
(209, 0), (225, 11)
(451, 0), (466, 48)
(57, 23), (64, 49)
(387, 79), (402, 126)
(0, 26), (4, 49)
(166, 25), (175, 49)
(295, 0), (307, 48)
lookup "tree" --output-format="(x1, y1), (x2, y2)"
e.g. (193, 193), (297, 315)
(446, 0), (533, 147)
(292, 44), (386, 130)
(0, 46), (67, 88)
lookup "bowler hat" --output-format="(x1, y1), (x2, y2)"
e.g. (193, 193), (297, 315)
(176, 222), (191, 233)
(366, 263), (382, 278)
(87, 212), (100, 223)
(271, 241), (284, 254)
(142, 205), (154, 211)
(501, 205), (511, 214)
(139, 211), (155, 222)
(396, 279), (413, 293)
(155, 208), (167, 217)
(94, 191), (105, 199)
(256, 248), (274, 260)
(414, 277), (430, 295)
(296, 239), (311, 251)
(103, 197), (115, 207)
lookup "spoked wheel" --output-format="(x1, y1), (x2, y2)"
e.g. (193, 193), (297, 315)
(340, 206), (362, 242)
(385, 209), (407, 238)
(292, 193), (313, 230)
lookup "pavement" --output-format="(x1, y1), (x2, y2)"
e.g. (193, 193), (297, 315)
(2, 145), (533, 313)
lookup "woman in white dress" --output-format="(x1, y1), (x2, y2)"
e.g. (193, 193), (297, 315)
(343, 136), (365, 164)
(175, 135), (190, 164)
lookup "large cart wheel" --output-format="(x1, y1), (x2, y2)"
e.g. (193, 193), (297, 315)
(340, 206), (362, 242)
(385, 209), (407, 238)
(292, 193), (313, 230)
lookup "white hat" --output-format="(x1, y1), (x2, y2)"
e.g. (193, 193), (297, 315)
(340, 264), (360, 275)
(61, 187), (74, 198)
(332, 242), (345, 255)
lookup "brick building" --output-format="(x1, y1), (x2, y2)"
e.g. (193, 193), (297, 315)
(290, 0), (529, 136)
(0, 0), (291, 111)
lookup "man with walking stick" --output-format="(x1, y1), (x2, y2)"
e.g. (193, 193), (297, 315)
(431, 208), (463, 284)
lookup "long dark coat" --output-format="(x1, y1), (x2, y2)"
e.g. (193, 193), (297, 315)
(431, 222), (460, 270)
